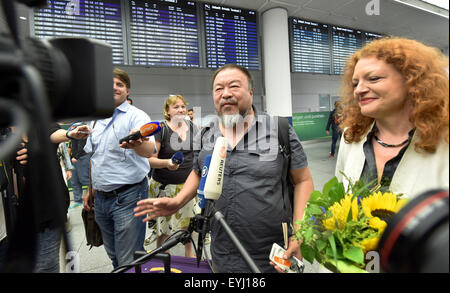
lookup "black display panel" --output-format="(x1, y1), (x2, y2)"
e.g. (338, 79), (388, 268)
(290, 18), (330, 74)
(33, 0), (126, 64)
(364, 31), (383, 44)
(331, 25), (363, 74)
(129, 0), (200, 67)
(203, 3), (259, 70)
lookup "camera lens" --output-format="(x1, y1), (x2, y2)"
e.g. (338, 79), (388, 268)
(378, 189), (449, 273)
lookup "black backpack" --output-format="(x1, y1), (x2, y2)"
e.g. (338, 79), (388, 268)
(277, 117), (295, 215)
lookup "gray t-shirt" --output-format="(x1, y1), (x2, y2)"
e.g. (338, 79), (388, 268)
(193, 110), (308, 273)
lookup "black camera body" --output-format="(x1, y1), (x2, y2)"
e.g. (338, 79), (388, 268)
(1, 35), (114, 121)
(0, 0), (115, 272)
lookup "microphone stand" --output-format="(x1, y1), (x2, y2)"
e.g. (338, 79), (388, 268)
(113, 209), (262, 273)
(112, 229), (192, 273)
(196, 202), (262, 273)
(212, 210), (262, 273)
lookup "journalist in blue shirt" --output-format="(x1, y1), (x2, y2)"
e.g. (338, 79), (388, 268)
(83, 68), (156, 269)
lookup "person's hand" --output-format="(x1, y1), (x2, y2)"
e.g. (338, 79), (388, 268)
(66, 170), (72, 180)
(83, 190), (91, 211)
(326, 130), (330, 135)
(270, 237), (302, 273)
(119, 128), (149, 149)
(16, 143), (28, 165)
(167, 159), (179, 171)
(134, 197), (180, 222)
(68, 125), (91, 140)
(71, 158), (77, 164)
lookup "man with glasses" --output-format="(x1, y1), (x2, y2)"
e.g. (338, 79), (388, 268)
(83, 68), (156, 269)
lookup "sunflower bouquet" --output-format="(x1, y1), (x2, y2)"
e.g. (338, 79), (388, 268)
(294, 174), (407, 273)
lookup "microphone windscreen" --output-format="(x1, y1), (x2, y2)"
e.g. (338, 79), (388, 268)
(171, 151), (184, 165)
(198, 154), (212, 209)
(140, 122), (161, 137)
(204, 137), (227, 201)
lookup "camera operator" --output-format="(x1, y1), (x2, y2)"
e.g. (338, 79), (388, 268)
(32, 122), (90, 273)
(1, 123), (90, 272)
(0, 128), (27, 271)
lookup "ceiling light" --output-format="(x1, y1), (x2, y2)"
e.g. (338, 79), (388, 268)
(392, 0), (449, 18)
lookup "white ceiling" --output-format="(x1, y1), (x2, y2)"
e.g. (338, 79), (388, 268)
(198, 0), (449, 51)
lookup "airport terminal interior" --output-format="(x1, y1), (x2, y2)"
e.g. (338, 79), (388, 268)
(65, 138), (337, 273)
(0, 0), (448, 274)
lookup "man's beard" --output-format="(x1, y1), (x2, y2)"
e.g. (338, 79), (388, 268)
(217, 106), (251, 128)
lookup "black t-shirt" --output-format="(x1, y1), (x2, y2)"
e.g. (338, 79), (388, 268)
(151, 120), (196, 185)
(36, 123), (70, 230)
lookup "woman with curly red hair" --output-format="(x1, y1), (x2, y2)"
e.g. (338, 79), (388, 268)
(335, 37), (449, 199)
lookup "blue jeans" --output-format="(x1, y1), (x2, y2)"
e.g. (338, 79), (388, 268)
(33, 227), (61, 273)
(71, 155), (90, 203)
(95, 179), (148, 268)
(331, 131), (340, 156)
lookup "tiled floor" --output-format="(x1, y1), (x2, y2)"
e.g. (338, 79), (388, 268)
(63, 138), (338, 273)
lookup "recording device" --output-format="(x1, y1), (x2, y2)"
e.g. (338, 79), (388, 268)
(0, 0), (114, 272)
(171, 151), (184, 165)
(69, 122), (90, 135)
(378, 189), (449, 273)
(194, 154), (212, 265)
(197, 155), (212, 213)
(1, 34), (114, 120)
(196, 137), (227, 266)
(203, 137), (227, 202)
(197, 154), (212, 211)
(119, 122), (161, 144)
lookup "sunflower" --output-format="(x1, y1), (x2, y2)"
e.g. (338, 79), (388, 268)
(361, 191), (407, 221)
(322, 194), (358, 231)
(368, 217), (387, 232)
(360, 236), (380, 254)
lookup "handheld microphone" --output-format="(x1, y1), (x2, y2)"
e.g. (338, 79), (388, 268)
(196, 137), (227, 266)
(203, 136), (227, 202)
(119, 121), (161, 144)
(171, 151), (184, 165)
(197, 154), (212, 211)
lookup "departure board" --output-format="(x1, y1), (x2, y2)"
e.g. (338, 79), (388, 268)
(364, 31), (383, 44)
(203, 3), (259, 70)
(129, 0), (200, 67)
(332, 26), (363, 74)
(33, 0), (126, 64)
(290, 18), (330, 74)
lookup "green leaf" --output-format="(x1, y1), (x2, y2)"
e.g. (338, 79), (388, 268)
(328, 182), (346, 203)
(316, 239), (327, 252)
(328, 234), (338, 267)
(309, 190), (323, 201)
(323, 259), (368, 273)
(343, 246), (365, 265)
(306, 200), (329, 209)
(305, 227), (313, 242)
(300, 243), (315, 264)
(322, 177), (338, 197)
(308, 204), (324, 215)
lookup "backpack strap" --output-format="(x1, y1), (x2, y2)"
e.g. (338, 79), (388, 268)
(277, 116), (293, 214)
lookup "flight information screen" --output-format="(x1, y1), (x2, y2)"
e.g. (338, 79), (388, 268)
(33, 0), (126, 64)
(129, 0), (200, 67)
(331, 25), (363, 74)
(364, 31), (383, 44)
(203, 3), (259, 70)
(290, 18), (330, 74)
